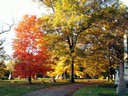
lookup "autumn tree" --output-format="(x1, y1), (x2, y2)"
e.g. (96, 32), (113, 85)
(38, 0), (97, 83)
(34, 0), (126, 82)
(77, 3), (128, 80)
(33, 0), (124, 82)
(12, 15), (52, 84)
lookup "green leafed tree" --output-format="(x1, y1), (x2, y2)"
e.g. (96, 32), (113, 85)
(0, 41), (5, 78)
(6, 59), (16, 79)
(0, 22), (14, 78)
(0, 55), (6, 78)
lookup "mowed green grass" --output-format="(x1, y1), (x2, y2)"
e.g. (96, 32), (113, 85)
(0, 78), (106, 96)
(73, 82), (128, 96)
(1, 78), (126, 96)
(0, 78), (68, 96)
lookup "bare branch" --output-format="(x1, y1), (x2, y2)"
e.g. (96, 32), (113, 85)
(0, 17), (15, 34)
(0, 38), (5, 46)
(0, 23), (14, 34)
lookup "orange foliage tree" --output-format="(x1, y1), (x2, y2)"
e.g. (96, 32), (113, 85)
(12, 15), (52, 84)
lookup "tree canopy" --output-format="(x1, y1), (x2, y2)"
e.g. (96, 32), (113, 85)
(36, 0), (127, 82)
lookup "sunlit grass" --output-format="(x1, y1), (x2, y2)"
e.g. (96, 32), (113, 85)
(1, 78), (125, 96)
(73, 82), (128, 96)
(75, 78), (106, 83)
(0, 78), (68, 96)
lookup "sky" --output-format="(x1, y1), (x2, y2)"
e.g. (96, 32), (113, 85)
(122, 0), (128, 6)
(0, 0), (47, 23)
(0, 0), (128, 56)
(0, 0), (48, 56)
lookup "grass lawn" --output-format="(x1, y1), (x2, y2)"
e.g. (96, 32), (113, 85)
(0, 78), (68, 96)
(73, 82), (128, 96)
(1, 78), (126, 96)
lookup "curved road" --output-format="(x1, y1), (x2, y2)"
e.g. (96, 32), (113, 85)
(22, 83), (94, 96)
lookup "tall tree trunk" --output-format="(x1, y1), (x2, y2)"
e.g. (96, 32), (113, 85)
(67, 34), (78, 83)
(109, 58), (113, 81)
(70, 52), (75, 83)
(28, 75), (32, 84)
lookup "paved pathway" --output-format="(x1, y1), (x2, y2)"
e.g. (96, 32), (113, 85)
(22, 82), (94, 96)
